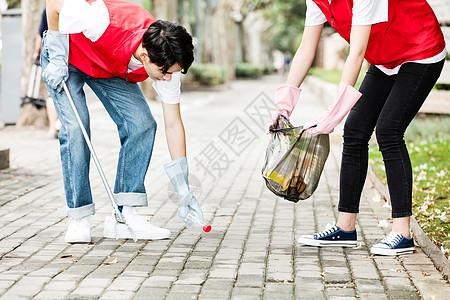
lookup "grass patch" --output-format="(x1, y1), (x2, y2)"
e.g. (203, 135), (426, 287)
(369, 115), (450, 258)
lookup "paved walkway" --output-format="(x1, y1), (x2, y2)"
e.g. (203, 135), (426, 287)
(0, 75), (449, 299)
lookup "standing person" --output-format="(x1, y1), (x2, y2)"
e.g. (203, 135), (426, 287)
(269, 0), (445, 255)
(34, 7), (61, 138)
(42, 0), (203, 243)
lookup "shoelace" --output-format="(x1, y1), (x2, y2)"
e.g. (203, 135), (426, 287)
(380, 232), (402, 248)
(316, 223), (338, 238)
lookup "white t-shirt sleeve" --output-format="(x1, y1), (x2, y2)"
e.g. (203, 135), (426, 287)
(59, 0), (110, 42)
(305, 0), (388, 26)
(352, 0), (388, 25)
(305, 0), (327, 26)
(152, 72), (181, 104)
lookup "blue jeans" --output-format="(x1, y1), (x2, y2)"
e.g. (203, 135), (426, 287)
(41, 36), (157, 219)
(339, 60), (444, 218)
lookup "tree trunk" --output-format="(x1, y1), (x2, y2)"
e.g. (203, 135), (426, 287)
(16, 0), (48, 129)
(138, 0), (178, 102)
(152, 0), (178, 22)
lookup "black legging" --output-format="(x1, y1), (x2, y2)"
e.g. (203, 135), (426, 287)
(338, 60), (444, 218)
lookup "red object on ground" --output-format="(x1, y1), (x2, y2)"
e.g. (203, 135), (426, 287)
(203, 224), (212, 232)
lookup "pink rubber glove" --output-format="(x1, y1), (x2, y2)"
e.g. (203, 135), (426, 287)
(268, 84), (302, 131)
(304, 82), (362, 135)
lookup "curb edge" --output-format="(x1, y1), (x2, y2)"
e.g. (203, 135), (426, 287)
(367, 166), (450, 278)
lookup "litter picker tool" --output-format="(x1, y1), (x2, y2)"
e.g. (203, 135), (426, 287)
(62, 81), (137, 242)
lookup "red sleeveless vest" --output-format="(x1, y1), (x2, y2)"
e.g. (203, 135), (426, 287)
(68, 0), (155, 82)
(312, 0), (446, 69)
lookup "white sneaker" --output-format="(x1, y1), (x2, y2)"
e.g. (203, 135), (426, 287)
(65, 216), (91, 243)
(103, 206), (171, 240)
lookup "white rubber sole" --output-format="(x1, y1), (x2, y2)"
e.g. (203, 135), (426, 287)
(64, 234), (91, 244)
(103, 216), (171, 240)
(298, 236), (357, 247)
(370, 246), (415, 256)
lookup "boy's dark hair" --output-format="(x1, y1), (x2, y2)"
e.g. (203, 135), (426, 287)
(142, 20), (194, 74)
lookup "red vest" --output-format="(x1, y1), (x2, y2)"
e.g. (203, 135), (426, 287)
(68, 0), (155, 82)
(312, 0), (446, 69)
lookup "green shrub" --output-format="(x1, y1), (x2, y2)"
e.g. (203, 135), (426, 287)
(235, 63), (264, 78)
(263, 66), (277, 75)
(435, 83), (450, 90)
(189, 64), (226, 86)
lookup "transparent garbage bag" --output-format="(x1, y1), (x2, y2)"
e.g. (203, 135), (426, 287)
(262, 116), (330, 202)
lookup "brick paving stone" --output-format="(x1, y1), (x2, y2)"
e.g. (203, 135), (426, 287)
(198, 289), (231, 299)
(149, 269), (181, 277)
(325, 284), (357, 298)
(169, 284), (202, 293)
(118, 270), (149, 278)
(354, 279), (385, 294)
(262, 291), (294, 300)
(231, 287), (262, 298)
(323, 267), (352, 283)
(383, 276), (415, 287)
(379, 268), (411, 279)
(45, 280), (78, 291)
(202, 278), (234, 290)
(359, 294), (388, 300)
(295, 290), (326, 299)
(1, 281), (46, 298)
(238, 263), (265, 276)
(99, 290), (135, 299)
(70, 286), (106, 297)
(234, 274), (264, 287)
(165, 292), (198, 300)
(266, 271), (293, 282)
(107, 276), (145, 292)
(386, 290), (422, 299)
(295, 276), (323, 288)
(209, 266), (238, 279)
(184, 260), (212, 269)
(33, 290), (70, 299)
(141, 275), (177, 288)
(77, 277), (113, 288)
(0, 281), (14, 290)
(174, 269), (207, 285)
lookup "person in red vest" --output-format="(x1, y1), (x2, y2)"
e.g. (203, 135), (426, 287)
(270, 0), (446, 255)
(42, 0), (204, 243)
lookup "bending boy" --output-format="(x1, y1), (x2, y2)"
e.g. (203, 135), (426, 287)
(43, 0), (203, 243)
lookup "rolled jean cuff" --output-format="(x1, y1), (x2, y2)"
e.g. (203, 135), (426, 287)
(338, 206), (359, 214)
(392, 211), (412, 218)
(114, 192), (148, 207)
(67, 203), (95, 219)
